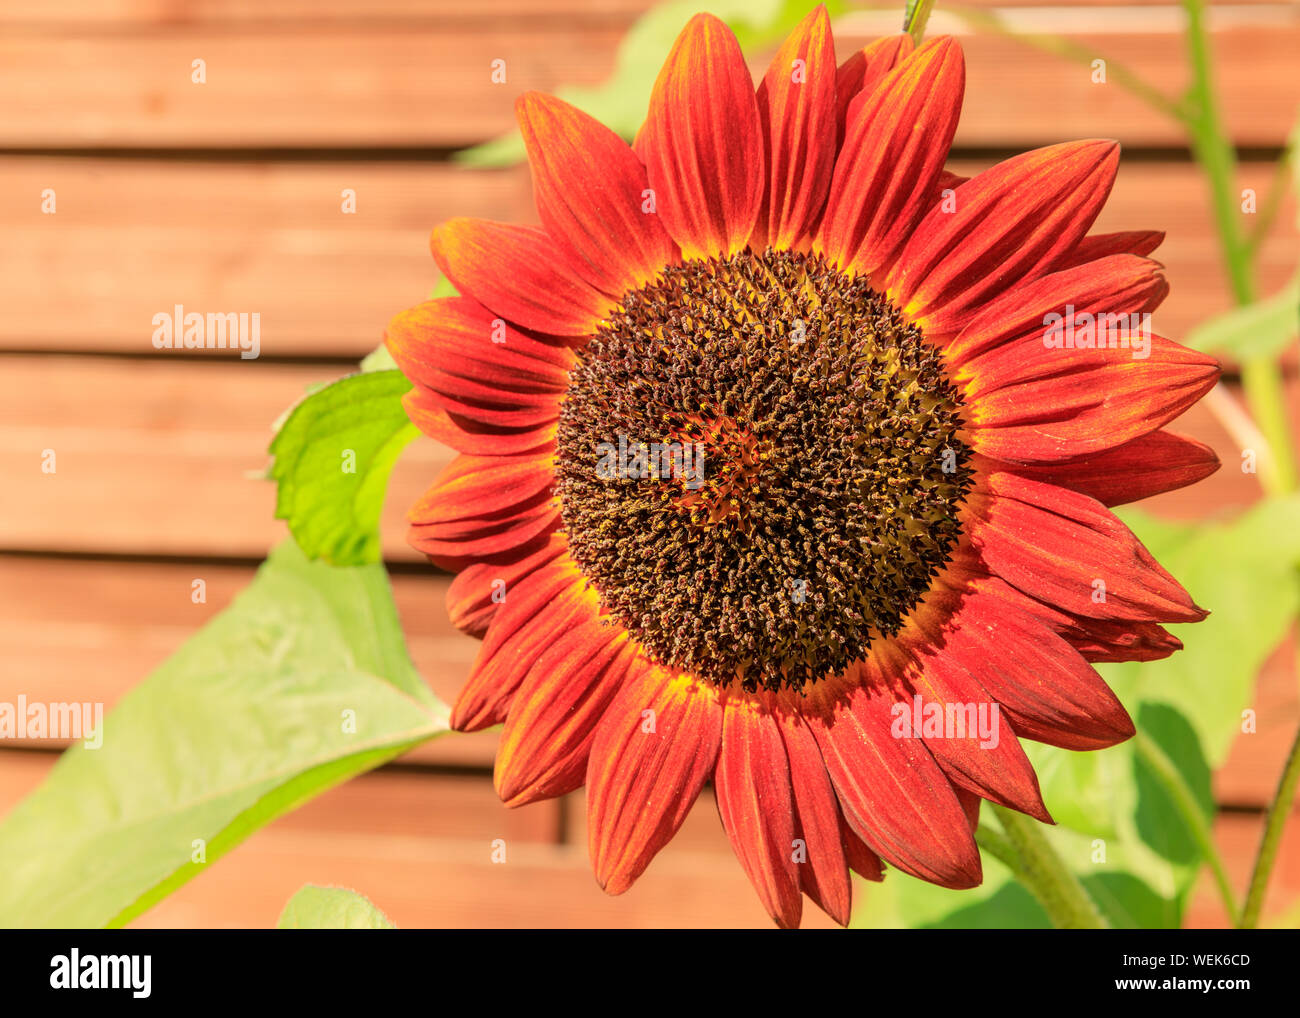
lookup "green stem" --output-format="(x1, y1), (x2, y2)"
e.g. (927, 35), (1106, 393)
(991, 805), (1109, 929)
(948, 6), (1185, 122)
(1239, 701), (1300, 928)
(1133, 731), (1239, 924)
(1181, 0), (1298, 495)
(904, 0), (937, 45)
(974, 822), (1022, 873)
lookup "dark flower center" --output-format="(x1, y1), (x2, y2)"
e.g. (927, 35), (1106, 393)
(555, 248), (972, 693)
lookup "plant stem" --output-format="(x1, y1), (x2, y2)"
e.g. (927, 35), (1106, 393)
(1239, 690), (1300, 928)
(904, 0), (937, 45)
(1133, 731), (1239, 924)
(974, 822), (1022, 873)
(1181, 0), (1298, 495)
(991, 805), (1109, 928)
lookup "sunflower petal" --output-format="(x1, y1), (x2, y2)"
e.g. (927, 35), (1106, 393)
(1002, 431), (1220, 507)
(445, 534), (569, 637)
(640, 13), (765, 258)
(804, 675), (981, 889)
(888, 140), (1120, 338)
(715, 700), (802, 928)
(752, 5), (838, 251)
(817, 36), (965, 277)
(495, 622), (634, 805)
(518, 92), (678, 297)
(450, 556), (592, 731)
(969, 470), (1206, 623)
(587, 663), (723, 894)
(779, 711), (854, 925)
(430, 218), (610, 336)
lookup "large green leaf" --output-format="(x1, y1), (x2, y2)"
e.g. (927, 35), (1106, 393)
(457, 0), (848, 167)
(0, 542), (446, 928)
(269, 370), (417, 566)
(1109, 496), (1300, 765)
(1184, 271), (1299, 360)
(277, 885), (396, 929)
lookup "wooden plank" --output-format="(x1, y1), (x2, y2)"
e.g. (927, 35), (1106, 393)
(3, 158), (1294, 357)
(4, 750), (1292, 928)
(0, 160), (532, 357)
(0, 355), (455, 560)
(0, 353), (1276, 561)
(1, 508), (1296, 799)
(0, 558), (497, 766)
(1, 0), (1286, 30)
(0, 17), (1296, 149)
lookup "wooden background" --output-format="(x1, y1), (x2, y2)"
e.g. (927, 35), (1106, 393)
(1, 0), (1298, 928)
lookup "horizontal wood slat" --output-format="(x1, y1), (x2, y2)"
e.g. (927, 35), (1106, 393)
(2, 159), (1294, 357)
(1, 356), (1283, 561)
(1, 493), (1297, 796)
(1, 18), (1296, 149)
(1, 0), (1287, 29)
(2, 750), (1295, 928)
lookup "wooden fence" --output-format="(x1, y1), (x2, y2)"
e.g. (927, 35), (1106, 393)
(1, 0), (1297, 927)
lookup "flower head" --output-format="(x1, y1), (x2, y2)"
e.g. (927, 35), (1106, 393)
(386, 7), (1219, 927)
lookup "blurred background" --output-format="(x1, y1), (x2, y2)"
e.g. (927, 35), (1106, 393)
(0, 0), (1297, 927)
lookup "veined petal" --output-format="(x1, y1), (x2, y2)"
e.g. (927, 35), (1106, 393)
(450, 554), (593, 731)
(778, 710), (854, 925)
(834, 34), (914, 144)
(962, 334), (1220, 462)
(495, 622), (635, 805)
(907, 582), (1136, 750)
(752, 5), (838, 251)
(877, 640), (1051, 822)
(587, 661), (723, 894)
(402, 388), (558, 456)
(1003, 431), (1220, 507)
(430, 218), (610, 336)
(1056, 229), (1165, 269)
(715, 698), (802, 928)
(445, 533), (569, 637)
(817, 36), (965, 277)
(803, 673), (981, 889)
(947, 253), (1168, 368)
(518, 92), (678, 297)
(407, 453), (558, 570)
(640, 13), (765, 258)
(888, 140), (1120, 339)
(968, 470), (1206, 623)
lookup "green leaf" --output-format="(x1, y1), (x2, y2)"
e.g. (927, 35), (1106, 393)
(456, 0), (848, 168)
(277, 885), (396, 929)
(0, 542), (446, 928)
(1109, 496), (1300, 765)
(269, 370), (417, 566)
(1184, 271), (1299, 360)
(1132, 704), (1214, 867)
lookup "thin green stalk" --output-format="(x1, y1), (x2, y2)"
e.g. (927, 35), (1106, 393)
(991, 805), (1108, 929)
(1243, 151), (1294, 262)
(948, 6), (1186, 122)
(1239, 689), (1300, 928)
(974, 822), (1022, 873)
(1133, 731), (1239, 924)
(904, 0), (937, 45)
(1181, 0), (1298, 495)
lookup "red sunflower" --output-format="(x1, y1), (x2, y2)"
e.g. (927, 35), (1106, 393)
(385, 7), (1219, 927)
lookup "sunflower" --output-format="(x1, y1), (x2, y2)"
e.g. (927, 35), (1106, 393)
(385, 7), (1220, 928)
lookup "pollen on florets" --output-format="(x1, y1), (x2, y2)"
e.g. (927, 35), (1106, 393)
(555, 248), (973, 693)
